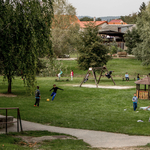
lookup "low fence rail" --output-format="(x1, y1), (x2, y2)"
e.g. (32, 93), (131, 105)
(0, 107), (23, 134)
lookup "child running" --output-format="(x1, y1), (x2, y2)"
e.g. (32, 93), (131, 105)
(50, 84), (64, 101)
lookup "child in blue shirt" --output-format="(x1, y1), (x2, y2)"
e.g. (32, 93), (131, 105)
(132, 93), (138, 111)
(125, 72), (129, 81)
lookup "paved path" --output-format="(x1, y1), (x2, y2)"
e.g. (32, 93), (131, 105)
(1, 119), (150, 148)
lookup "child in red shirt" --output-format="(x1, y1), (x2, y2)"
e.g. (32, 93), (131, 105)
(70, 70), (74, 80)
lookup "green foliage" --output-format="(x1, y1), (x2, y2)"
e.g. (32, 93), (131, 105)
(0, 0), (53, 93)
(39, 58), (68, 77)
(133, 2), (150, 65)
(120, 13), (137, 24)
(80, 17), (93, 21)
(138, 2), (146, 17)
(96, 17), (102, 21)
(124, 27), (141, 54)
(109, 42), (118, 54)
(52, 0), (80, 57)
(77, 24), (110, 70)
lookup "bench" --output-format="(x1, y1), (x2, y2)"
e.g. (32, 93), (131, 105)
(117, 52), (127, 57)
(122, 77), (135, 81)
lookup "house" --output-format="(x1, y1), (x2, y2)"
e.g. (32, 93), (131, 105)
(108, 19), (127, 25)
(78, 20), (108, 31)
(99, 24), (135, 49)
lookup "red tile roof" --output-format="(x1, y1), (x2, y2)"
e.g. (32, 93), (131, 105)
(79, 21), (108, 28)
(108, 19), (127, 25)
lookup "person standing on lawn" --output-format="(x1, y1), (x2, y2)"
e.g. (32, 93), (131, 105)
(50, 84), (64, 101)
(132, 93), (138, 111)
(70, 70), (74, 80)
(34, 86), (41, 107)
(137, 74), (141, 80)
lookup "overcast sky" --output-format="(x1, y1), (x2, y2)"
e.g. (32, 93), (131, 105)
(68, 0), (149, 17)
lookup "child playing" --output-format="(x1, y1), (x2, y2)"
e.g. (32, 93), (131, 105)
(84, 73), (90, 83)
(132, 93), (138, 111)
(34, 86), (41, 107)
(57, 69), (63, 80)
(70, 70), (74, 80)
(50, 84), (64, 101)
(105, 71), (114, 79)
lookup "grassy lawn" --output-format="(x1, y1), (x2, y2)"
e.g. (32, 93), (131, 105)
(59, 58), (150, 77)
(0, 77), (150, 136)
(1, 58), (150, 149)
(0, 131), (96, 150)
(1, 58), (150, 137)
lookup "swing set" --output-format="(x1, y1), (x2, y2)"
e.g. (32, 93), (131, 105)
(80, 66), (115, 87)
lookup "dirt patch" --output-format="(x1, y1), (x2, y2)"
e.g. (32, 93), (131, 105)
(14, 136), (150, 149)
(16, 135), (76, 143)
(14, 135), (77, 148)
(0, 93), (17, 97)
(73, 84), (135, 89)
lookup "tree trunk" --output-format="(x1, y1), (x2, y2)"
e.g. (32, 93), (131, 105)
(7, 75), (12, 93)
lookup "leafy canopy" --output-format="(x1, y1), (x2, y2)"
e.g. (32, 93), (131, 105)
(77, 23), (110, 70)
(52, 0), (80, 57)
(0, 0), (53, 93)
(133, 2), (150, 65)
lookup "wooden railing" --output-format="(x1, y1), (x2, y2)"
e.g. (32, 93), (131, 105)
(0, 107), (23, 134)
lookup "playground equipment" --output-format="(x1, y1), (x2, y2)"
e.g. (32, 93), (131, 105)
(80, 66), (115, 87)
(135, 76), (150, 100)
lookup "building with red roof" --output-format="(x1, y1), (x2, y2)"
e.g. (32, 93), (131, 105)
(78, 21), (108, 30)
(108, 19), (127, 25)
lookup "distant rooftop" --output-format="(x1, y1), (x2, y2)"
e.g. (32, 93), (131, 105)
(108, 19), (127, 25)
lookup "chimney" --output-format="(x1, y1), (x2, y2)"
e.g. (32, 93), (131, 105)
(93, 17), (96, 22)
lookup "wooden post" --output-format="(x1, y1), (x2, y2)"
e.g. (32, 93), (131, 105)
(110, 76), (116, 85)
(97, 68), (104, 84)
(145, 84), (147, 91)
(92, 69), (98, 87)
(80, 70), (90, 87)
(148, 85), (150, 100)
(136, 84), (140, 98)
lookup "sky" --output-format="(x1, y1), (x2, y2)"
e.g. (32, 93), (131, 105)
(68, 0), (149, 17)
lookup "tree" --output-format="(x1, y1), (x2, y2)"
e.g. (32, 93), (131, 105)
(0, 0), (53, 93)
(52, 0), (80, 57)
(124, 27), (141, 54)
(138, 2), (146, 16)
(120, 13), (137, 24)
(96, 17), (102, 21)
(80, 17), (93, 21)
(77, 23), (110, 70)
(132, 2), (150, 65)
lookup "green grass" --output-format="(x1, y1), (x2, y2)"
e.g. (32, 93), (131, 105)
(0, 131), (95, 150)
(1, 76), (150, 136)
(58, 58), (150, 78)
(1, 58), (150, 137)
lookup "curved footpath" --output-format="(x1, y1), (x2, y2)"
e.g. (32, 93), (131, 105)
(0, 119), (150, 148)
